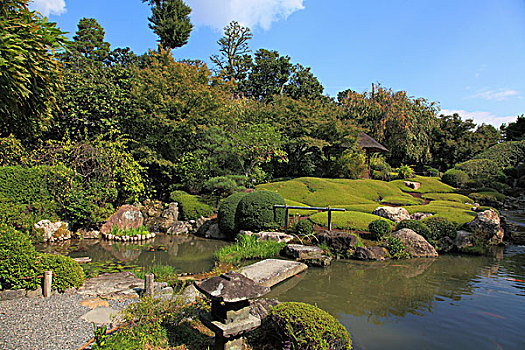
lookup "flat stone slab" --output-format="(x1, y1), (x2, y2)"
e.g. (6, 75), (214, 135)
(80, 298), (110, 309)
(81, 307), (120, 325)
(200, 313), (261, 337)
(240, 259), (307, 288)
(283, 244), (323, 259)
(77, 272), (143, 299)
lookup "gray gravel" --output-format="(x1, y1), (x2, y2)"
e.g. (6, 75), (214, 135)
(0, 293), (135, 350)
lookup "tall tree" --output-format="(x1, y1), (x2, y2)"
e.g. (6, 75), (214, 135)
(284, 64), (324, 100)
(244, 49), (292, 102)
(0, 0), (66, 144)
(501, 115), (525, 141)
(70, 17), (110, 62)
(210, 21), (253, 84)
(339, 84), (438, 166)
(145, 0), (193, 50)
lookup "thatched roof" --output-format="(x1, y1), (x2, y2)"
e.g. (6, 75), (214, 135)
(357, 132), (388, 153)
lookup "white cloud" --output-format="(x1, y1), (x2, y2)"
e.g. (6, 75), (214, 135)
(469, 89), (519, 101)
(439, 109), (517, 127)
(186, 0), (305, 30)
(29, 0), (67, 16)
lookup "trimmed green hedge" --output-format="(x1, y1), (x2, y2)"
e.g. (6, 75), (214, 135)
(268, 302), (352, 350)
(0, 225), (40, 290)
(441, 169), (469, 188)
(422, 216), (457, 242)
(217, 192), (247, 239)
(0, 165), (72, 232)
(473, 140), (525, 168)
(38, 254), (84, 291)
(0, 225), (84, 291)
(455, 159), (504, 187)
(293, 219), (314, 236)
(368, 219), (392, 240)
(170, 190), (214, 221)
(236, 191), (286, 231)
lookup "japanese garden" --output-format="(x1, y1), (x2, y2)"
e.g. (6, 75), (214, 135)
(1, 1), (525, 349)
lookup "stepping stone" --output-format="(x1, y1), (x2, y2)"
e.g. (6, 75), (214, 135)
(80, 298), (110, 309)
(282, 244), (323, 259)
(80, 307), (120, 325)
(241, 259), (307, 287)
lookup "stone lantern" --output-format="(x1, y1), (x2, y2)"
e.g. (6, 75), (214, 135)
(194, 271), (270, 350)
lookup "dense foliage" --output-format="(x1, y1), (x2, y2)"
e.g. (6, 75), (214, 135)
(441, 169), (469, 188)
(293, 219), (314, 237)
(266, 302), (352, 350)
(38, 253), (85, 291)
(235, 191), (286, 231)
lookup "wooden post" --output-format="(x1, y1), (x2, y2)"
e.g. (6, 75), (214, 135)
(328, 208), (332, 231)
(145, 273), (154, 297)
(43, 271), (52, 298)
(284, 206), (289, 233)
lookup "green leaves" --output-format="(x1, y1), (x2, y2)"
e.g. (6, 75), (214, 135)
(147, 0), (193, 50)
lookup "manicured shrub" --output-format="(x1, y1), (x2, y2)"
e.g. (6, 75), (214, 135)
(423, 165), (440, 177)
(368, 219), (392, 240)
(267, 302), (352, 350)
(455, 159), (503, 187)
(396, 220), (431, 240)
(217, 192), (247, 239)
(293, 219), (314, 236)
(235, 191), (286, 231)
(397, 164), (415, 179)
(170, 190), (214, 221)
(441, 169), (469, 188)
(469, 191), (505, 206)
(0, 225), (40, 290)
(422, 216), (457, 242)
(38, 253), (85, 291)
(384, 236), (411, 259)
(473, 140), (525, 168)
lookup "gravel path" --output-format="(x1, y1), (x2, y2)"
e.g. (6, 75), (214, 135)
(0, 293), (135, 350)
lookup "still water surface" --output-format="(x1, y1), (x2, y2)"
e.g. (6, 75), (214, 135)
(268, 246), (525, 350)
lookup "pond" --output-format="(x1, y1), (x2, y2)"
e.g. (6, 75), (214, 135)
(36, 235), (228, 274)
(267, 245), (525, 350)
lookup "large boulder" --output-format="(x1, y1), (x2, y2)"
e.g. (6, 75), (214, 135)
(455, 230), (474, 250)
(142, 201), (179, 233)
(404, 181), (421, 190)
(465, 209), (504, 245)
(410, 212), (433, 221)
(391, 228), (438, 258)
(316, 230), (358, 256)
(100, 205), (144, 234)
(354, 246), (389, 260)
(34, 220), (71, 242)
(196, 218), (225, 239)
(372, 206), (410, 223)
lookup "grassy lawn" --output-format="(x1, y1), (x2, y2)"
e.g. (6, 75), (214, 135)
(390, 176), (455, 193)
(309, 210), (394, 231)
(258, 176), (476, 231)
(422, 193), (473, 203)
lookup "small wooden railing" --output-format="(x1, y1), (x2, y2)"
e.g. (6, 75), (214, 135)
(274, 205), (346, 232)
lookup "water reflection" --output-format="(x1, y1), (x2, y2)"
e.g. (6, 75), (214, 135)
(36, 235), (228, 274)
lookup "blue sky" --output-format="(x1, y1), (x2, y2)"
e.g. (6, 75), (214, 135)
(30, 0), (525, 127)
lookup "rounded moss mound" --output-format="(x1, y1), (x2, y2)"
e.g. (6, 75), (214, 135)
(217, 192), (247, 239)
(396, 220), (431, 241)
(0, 225), (40, 290)
(38, 254), (85, 291)
(442, 169), (469, 188)
(368, 219), (392, 240)
(268, 302), (352, 350)
(236, 191), (286, 231)
(422, 216), (457, 241)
